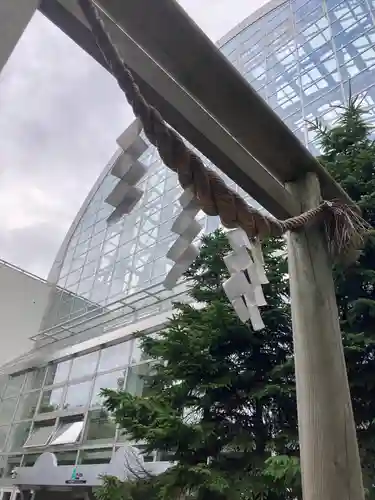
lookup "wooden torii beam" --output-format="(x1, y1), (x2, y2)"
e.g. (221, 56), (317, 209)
(39, 0), (299, 220)
(47, 0), (365, 499)
(90, 0), (354, 210)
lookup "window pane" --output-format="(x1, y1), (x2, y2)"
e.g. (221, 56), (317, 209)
(22, 454), (40, 466)
(130, 338), (152, 364)
(50, 421), (84, 445)
(0, 398), (17, 425)
(55, 451), (77, 466)
(0, 426), (9, 450)
(70, 351), (99, 381)
(98, 343), (131, 372)
(3, 374), (25, 398)
(85, 409), (117, 443)
(23, 368), (45, 392)
(6, 422), (32, 451)
(0, 376), (7, 398)
(39, 387), (63, 414)
(125, 364), (151, 396)
(79, 448), (112, 465)
(91, 371), (126, 408)
(14, 392), (39, 421)
(45, 360), (71, 386)
(24, 423), (55, 447)
(64, 381), (92, 410)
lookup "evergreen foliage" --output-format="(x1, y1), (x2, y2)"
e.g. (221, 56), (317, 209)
(96, 97), (375, 499)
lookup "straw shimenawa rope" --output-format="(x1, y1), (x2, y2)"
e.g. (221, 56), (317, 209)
(78, 0), (369, 257)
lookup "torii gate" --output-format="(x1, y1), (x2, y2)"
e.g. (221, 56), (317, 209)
(0, 0), (367, 499)
(77, 2), (367, 499)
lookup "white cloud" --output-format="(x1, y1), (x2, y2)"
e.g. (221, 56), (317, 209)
(0, 11), (129, 276)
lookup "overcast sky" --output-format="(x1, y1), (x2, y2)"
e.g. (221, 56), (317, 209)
(0, 0), (268, 278)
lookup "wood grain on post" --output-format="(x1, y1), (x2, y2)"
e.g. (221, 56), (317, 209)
(286, 172), (364, 500)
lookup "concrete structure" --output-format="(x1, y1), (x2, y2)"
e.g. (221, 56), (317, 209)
(2, 0), (375, 498)
(0, 261), (55, 367)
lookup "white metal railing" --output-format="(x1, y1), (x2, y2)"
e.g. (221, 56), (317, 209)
(31, 280), (190, 346)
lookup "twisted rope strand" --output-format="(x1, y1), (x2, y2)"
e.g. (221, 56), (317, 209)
(78, 0), (280, 238)
(79, 0), (369, 256)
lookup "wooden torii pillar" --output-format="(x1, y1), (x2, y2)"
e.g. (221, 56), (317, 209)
(78, 1), (365, 499)
(287, 173), (364, 500)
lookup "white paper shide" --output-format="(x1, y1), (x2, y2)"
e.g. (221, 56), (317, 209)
(223, 228), (268, 330)
(164, 188), (202, 289)
(106, 120), (148, 225)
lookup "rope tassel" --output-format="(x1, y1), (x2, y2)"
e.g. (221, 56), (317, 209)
(79, 0), (370, 261)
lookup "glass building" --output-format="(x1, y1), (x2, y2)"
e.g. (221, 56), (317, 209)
(220, 0), (375, 154)
(2, 0), (375, 497)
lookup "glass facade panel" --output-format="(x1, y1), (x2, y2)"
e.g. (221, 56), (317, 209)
(85, 409), (117, 443)
(0, 426), (8, 451)
(6, 422), (32, 451)
(0, 399), (17, 425)
(98, 342), (131, 372)
(63, 381), (92, 410)
(131, 338), (151, 364)
(91, 371), (126, 408)
(23, 369), (45, 392)
(79, 448), (112, 465)
(0, 377), (7, 399)
(39, 387), (64, 414)
(54, 451), (78, 465)
(50, 420), (84, 445)
(69, 351), (99, 381)
(14, 392), (39, 421)
(24, 423), (55, 448)
(45, 360), (71, 386)
(3, 375), (25, 398)
(125, 364), (151, 397)
(22, 453), (40, 467)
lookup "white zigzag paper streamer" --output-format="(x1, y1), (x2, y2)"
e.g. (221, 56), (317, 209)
(223, 228), (268, 330)
(106, 122), (148, 225)
(164, 188), (202, 290)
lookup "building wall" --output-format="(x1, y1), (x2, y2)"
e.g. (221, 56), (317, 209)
(0, 313), (171, 485)
(0, 262), (52, 367)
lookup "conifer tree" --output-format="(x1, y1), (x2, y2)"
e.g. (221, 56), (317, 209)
(314, 96), (375, 493)
(101, 231), (298, 500)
